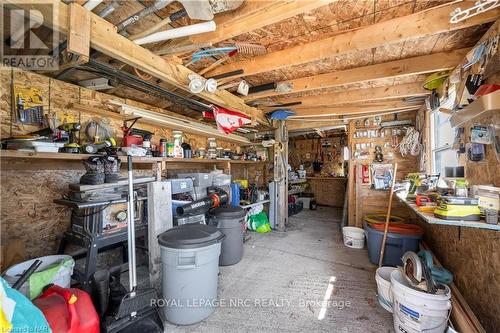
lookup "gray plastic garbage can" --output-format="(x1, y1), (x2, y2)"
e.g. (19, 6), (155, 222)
(158, 224), (224, 325)
(209, 205), (246, 266)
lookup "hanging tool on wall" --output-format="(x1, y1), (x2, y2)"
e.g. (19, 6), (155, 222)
(13, 85), (45, 126)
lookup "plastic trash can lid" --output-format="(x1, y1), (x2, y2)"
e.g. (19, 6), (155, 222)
(212, 205), (246, 219)
(158, 224), (224, 249)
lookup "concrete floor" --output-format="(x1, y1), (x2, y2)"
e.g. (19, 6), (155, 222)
(163, 207), (394, 333)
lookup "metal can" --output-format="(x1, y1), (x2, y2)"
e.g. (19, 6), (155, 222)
(159, 139), (167, 157)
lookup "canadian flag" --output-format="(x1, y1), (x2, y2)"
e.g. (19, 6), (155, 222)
(203, 106), (251, 134)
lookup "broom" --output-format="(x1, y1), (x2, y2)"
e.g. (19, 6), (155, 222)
(105, 155), (163, 332)
(378, 163), (398, 267)
(185, 43), (267, 68)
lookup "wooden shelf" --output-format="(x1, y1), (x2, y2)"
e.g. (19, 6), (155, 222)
(288, 188), (303, 195)
(398, 196), (500, 231)
(450, 90), (500, 127)
(307, 177), (347, 180)
(0, 151), (268, 166)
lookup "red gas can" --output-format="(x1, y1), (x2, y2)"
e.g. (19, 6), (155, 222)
(34, 285), (99, 333)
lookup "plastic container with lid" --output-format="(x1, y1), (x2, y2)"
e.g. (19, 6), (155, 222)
(158, 224), (225, 325)
(364, 221), (422, 266)
(208, 205), (246, 266)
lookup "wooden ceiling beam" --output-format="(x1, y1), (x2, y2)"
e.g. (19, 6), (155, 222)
(208, 2), (499, 78)
(244, 48), (469, 101)
(288, 101), (420, 118)
(6, 0), (267, 125)
(287, 109), (417, 131)
(188, 0), (334, 46)
(264, 82), (428, 108)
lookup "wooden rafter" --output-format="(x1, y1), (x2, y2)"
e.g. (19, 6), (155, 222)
(244, 49), (469, 101)
(288, 101), (420, 118)
(264, 82), (429, 108)
(187, 0), (333, 46)
(287, 109), (417, 131)
(207, 2), (499, 79)
(5, 0), (267, 125)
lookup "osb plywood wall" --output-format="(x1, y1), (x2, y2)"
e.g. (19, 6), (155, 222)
(0, 66), (239, 151)
(289, 135), (347, 207)
(307, 178), (347, 207)
(289, 135), (346, 176)
(411, 22), (500, 333)
(348, 111), (420, 226)
(412, 214), (500, 333)
(0, 66), (239, 261)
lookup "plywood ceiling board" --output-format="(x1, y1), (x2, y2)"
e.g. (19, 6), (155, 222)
(374, 1), (414, 23)
(207, 2), (498, 79)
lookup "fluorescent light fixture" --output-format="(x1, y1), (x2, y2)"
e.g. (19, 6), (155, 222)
(109, 100), (250, 144)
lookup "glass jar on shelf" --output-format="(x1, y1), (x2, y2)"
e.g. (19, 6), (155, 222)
(207, 148), (217, 159)
(207, 137), (217, 149)
(197, 148), (206, 159)
(216, 147), (224, 159)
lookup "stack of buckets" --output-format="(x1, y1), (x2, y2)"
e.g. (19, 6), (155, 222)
(375, 266), (452, 333)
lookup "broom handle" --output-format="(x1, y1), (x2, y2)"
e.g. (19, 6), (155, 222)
(127, 155), (137, 293)
(199, 54), (231, 75)
(378, 163), (398, 267)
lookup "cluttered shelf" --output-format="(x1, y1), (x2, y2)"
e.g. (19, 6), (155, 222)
(306, 177), (347, 180)
(398, 196), (500, 231)
(0, 151), (268, 165)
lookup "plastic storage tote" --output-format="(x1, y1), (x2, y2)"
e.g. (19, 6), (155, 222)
(364, 222), (422, 266)
(158, 224), (224, 325)
(208, 205), (246, 266)
(178, 173), (213, 187)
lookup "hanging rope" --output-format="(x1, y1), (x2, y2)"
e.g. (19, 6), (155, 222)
(398, 127), (422, 157)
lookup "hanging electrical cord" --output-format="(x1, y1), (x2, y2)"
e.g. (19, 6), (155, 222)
(78, 59), (213, 113)
(398, 127), (422, 157)
(133, 67), (153, 81)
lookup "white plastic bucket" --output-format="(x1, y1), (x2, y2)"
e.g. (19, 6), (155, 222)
(4, 255), (74, 299)
(391, 270), (451, 333)
(342, 227), (365, 249)
(375, 266), (397, 313)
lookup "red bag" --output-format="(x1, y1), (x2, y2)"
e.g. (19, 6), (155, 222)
(34, 285), (99, 333)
